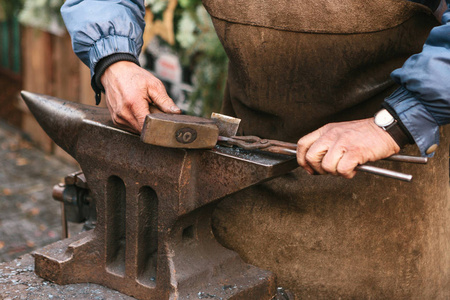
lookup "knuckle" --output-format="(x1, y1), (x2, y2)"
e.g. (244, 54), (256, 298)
(305, 152), (317, 164)
(322, 122), (336, 131)
(345, 144), (361, 156)
(112, 114), (124, 125)
(152, 78), (165, 91)
(322, 123), (332, 131)
(297, 139), (306, 148)
(123, 100), (134, 110)
(127, 99), (143, 113)
(321, 162), (334, 174)
(327, 127), (342, 136)
(336, 164), (354, 177)
(114, 109), (125, 119)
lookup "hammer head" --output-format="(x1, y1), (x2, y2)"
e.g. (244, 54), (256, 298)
(140, 113), (241, 149)
(211, 112), (241, 137)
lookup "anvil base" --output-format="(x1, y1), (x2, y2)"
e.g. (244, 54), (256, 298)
(0, 253), (134, 299)
(33, 231), (276, 300)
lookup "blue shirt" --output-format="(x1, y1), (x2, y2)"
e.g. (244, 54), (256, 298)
(386, 1), (450, 156)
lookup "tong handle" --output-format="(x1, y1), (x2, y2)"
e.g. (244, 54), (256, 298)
(224, 136), (427, 164)
(263, 146), (427, 165)
(219, 136), (426, 182)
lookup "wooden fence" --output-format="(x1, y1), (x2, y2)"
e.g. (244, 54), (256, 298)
(19, 27), (103, 162)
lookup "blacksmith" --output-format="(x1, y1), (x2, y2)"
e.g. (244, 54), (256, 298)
(61, 0), (450, 297)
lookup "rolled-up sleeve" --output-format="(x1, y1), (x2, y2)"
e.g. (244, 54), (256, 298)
(385, 2), (450, 157)
(61, 0), (146, 77)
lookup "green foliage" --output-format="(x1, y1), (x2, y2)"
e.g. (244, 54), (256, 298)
(18, 0), (65, 34)
(0, 0), (24, 20)
(175, 5), (227, 115)
(147, 0), (228, 116)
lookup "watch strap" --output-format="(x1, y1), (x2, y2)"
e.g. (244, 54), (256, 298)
(381, 103), (415, 145)
(384, 121), (410, 148)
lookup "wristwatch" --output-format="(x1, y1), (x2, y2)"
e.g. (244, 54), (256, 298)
(373, 108), (409, 147)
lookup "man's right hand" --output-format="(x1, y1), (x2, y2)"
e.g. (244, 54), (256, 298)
(100, 61), (181, 133)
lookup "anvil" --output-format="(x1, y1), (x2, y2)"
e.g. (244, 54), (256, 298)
(21, 92), (298, 300)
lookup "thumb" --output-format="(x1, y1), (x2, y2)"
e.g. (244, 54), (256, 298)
(147, 81), (181, 114)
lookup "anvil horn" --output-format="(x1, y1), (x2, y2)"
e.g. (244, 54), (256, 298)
(20, 91), (111, 157)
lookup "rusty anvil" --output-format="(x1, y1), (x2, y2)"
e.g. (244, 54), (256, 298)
(21, 92), (298, 300)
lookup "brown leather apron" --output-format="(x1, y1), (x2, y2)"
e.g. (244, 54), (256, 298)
(203, 0), (450, 298)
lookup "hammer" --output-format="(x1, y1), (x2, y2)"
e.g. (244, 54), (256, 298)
(141, 113), (426, 182)
(141, 112), (240, 148)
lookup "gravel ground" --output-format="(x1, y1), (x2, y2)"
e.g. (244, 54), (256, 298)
(0, 254), (134, 300)
(0, 121), (82, 263)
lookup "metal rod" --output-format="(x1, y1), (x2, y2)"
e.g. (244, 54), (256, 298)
(280, 148), (413, 181)
(281, 148), (297, 155)
(356, 165), (413, 182)
(385, 154), (428, 164)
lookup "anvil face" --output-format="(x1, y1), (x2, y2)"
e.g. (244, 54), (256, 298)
(21, 92), (297, 300)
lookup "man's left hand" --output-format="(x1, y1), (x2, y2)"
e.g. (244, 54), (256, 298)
(296, 118), (401, 178)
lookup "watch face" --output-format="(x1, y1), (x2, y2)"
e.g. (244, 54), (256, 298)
(375, 109), (395, 127)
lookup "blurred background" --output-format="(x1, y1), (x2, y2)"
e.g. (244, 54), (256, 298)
(0, 0), (227, 263)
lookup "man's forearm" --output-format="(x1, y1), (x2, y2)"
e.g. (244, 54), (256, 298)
(384, 0), (450, 156)
(61, 0), (146, 77)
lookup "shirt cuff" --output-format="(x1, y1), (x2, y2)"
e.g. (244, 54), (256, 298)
(88, 35), (140, 105)
(384, 87), (440, 157)
(91, 53), (140, 105)
(88, 35), (139, 78)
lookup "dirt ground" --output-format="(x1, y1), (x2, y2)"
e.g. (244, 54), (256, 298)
(0, 71), (83, 263)
(0, 120), (85, 263)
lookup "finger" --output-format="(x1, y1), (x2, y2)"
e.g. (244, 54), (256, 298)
(113, 111), (140, 133)
(105, 95), (142, 133)
(129, 100), (151, 133)
(321, 145), (346, 176)
(336, 153), (359, 179)
(147, 80), (181, 114)
(297, 129), (324, 175)
(304, 139), (331, 175)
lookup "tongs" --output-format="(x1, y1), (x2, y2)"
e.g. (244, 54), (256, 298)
(218, 135), (428, 182)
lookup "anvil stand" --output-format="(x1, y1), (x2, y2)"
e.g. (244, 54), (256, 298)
(21, 92), (298, 300)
